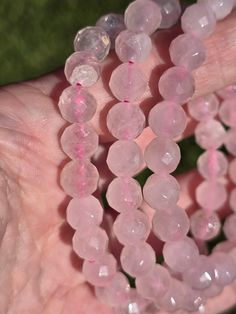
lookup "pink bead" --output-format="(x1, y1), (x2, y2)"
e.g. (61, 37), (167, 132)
(124, 0), (162, 35)
(170, 34), (206, 71)
(143, 174), (180, 210)
(148, 101), (187, 138)
(106, 140), (143, 177)
(158, 279), (185, 312)
(120, 242), (156, 277)
(216, 84), (236, 99)
(229, 188), (236, 212)
(158, 66), (195, 104)
(183, 287), (205, 312)
(144, 138), (181, 174)
(109, 63), (147, 102)
(223, 213), (236, 242)
(60, 160), (99, 198)
(113, 209), (150, 245)
(152, 206), (190, 242)
(229, 158), (236, 184)
(196, 181), (227, 210)
(219, 97), (236, 127)
(211, 252), (236, 287)
(154, 0), (181, 29)
(204, 283), (223, 298)
(114, 289), (149, 314)
(225, 129), (236, 156)
(199, 0), (234, 20)
(82, 253), (117, 287)
(58, 86), (97, 123)
(181, 3), (216, 39)
(197, 150), (228, 179)
(66, 196), (103, 231)
(107, 102), (145, 140)
(187, 93), (219, 121)
(106, 177), (142, 212)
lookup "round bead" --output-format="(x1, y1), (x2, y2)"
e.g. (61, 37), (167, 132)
(216, 84), (236, 99)
(158, 66), (195, 104)
(211, 252), (236, 287)
(199, 0), (234, 20)
(229, 159), (236, 184)
(197, 150), (228, 179)
(159, 279), (185, 312)
(223, 213), (236, 242)
(187, 93), (219, 121)
(154, 0), (181, 29)
(107, 102), (145, 140)
(229, 188), (236, 212)
(225, 129), (236, 156)
(74, 26), (110, 61)
(204, 283), (223, 298)
(115, 289), (149, 314)
(183, 287), (205, 313)
(219, 97), (236, 127)
(124, 0), (162, 35)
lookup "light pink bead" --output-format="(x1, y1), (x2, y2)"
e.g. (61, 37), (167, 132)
(223, 213), (236, 242)
(204, 283), (223, 298)
(211, 252), (236, 287)
(217, 84), (236, 99)
(120, 242), (156, 277)
(154, 0), (181, 29)
(188, 93), (219, 121)
(158, 279), (185, 312)
(183, 287), (205, 313)
(143, 174), (180, 210)
(219, 97), (236, 127)
(199, 0), (234, 20)
(60, 160), (99, 198)
(124, 0), (162, 35)
(196, 181), (227, 210)
(229, 188), (236, 212)
(225, 129), (236, 156)
(106, 140), (143, 177)
(115, 289), (149, 314)
(144, 138), (181, 174)
(158, 66), (195, 104)
(197, 150), (228, 179)
(181, 3), (216, 39)
(229, 158), (236, 184)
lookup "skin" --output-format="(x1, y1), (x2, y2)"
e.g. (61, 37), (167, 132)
(1, 11), (236, 314)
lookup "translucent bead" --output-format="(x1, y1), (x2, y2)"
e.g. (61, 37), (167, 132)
(216, 84), (236, 99)
(197, 150), (228, 179)
(60, 124), (98, 160)
(188, 94), (219, 121)
(229, 189), (236, 212)
(159, 279), (185, 312)
(158, 66), (195, 104)
(211, 252), (236, 286)
(223, 213), (236, 242)
(113, 209), (150, 245)
(114, 289), (149, 314)
(58, 86), (97, 123)
(60, 160), (99, 198)
(143, 174), (180, 210)
(107, 102), (145, 140)
(109, 63), (147, 102)
(144, 137), (181, 174)
(152, 206), (190, 242)
(190, 210), (221, 240)
(181, 3), (216, 39)
(225, 129), (236, 156)
(64, 52), (100, 86)
(153, 0), (181, 29)
(229, 159), (236, 184)
(199, 0), (234, 20)
(120, 242), (156, 277)
(82, 253), (117, 287)
(74, 26), (110, 62)
(148, 101), (187, 138)
(66, 196), (103, 231)
(124, 0), (162, 35)
(204, 283), (223, 298)
(183, 287), (205, 313)
(106, 140), (143, 177)
(219, 97), (236, 127)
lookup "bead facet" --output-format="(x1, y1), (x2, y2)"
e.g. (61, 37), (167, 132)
(154, 0), (181, 29)
(188, 93), (219, 121)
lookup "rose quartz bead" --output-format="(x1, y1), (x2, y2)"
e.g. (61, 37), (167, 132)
(229, 159), (236, 184)
(115, 30), (152, 63)
(113, 209), (150, 245)
(106, 177), (142, 212)
(144, 138), (181, 174)
(60, 124), (98, 160)
(154, 0), (181, 29)
(124, 0), (162, 35)
(158, 279), (185, 312)
(148, 101), (187, 138)
(195, 119), (226, 149)
(196, 181), (227, 210)
(106, 140), (143, 177)
(114, 289), (149, 314)
(143, 174), (180, 210)
(152, 206), (190, 242)
(66, 196), (103, 231)
(74, 26), (110, 61)
(187, 93), (219, 121)
(120, 242), (156, 277)
(223, 213), (236, 242)
(225, 129), (236, 156)
(58, 86), (97, 123)
(204, 283), (223, 298)
(199, 0), (234, 20)
(211, 252), (236, 286)
(109, 63), (147, 102)
(158, 66), (195, 104)
(107, 102), (145, 140)
(170, 34), (206, 71)
(60, 160), (99, 198)
(163, 237), (199, 273)
(213, 240), (235, 254)
(197, 150), (228, 179)
(219, 97), (236, 127)
(229, 189), (236, 212)
(190, 210), (221, 240)
(183, 287), (205, 312)
(181, 3), (216, 39)
(217, 84), (236, 99)
(82, 253), (117, 287)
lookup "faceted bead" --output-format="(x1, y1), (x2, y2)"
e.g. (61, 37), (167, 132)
(153, 0), (181, 29)
(113, 209), (150, 245)
(152, 206), (190, 242)
(60, 160), (99, 198)
(196, 181), (227, 211)
(82, 253), (117, 287)
(109, 63), (147, 102)
(148, 101), (187, 138)
(216, 84), (236, 99)
(188, 93), (219, 122)
(58, 86), (97, 123)
(170, 34), (206, 71)
(115, 30), (152, 63)
(229, 189), (236, 212)
(190, 210), (221, 240)
(96, 14), (125, 49)
(106, 102), (145, 140)
(124, 0), (162, 35)
(163, 237), (199, 273)
(120, 242), (156, 277)
(199, 0), (234, 20)
(159, 279), (185, 312)
(114, 289), (149, 314)
(158, 66), (195, 104)
(219, 97), (236, 127)
(183, 287), (205, 313)
(225, 129), (236, 156)
(197, 150), (228, 179)
(143, 174), (180, 210)
(106, 140), (143, 177)
(223, 213), (236, 242)
(66, 196), (103, 231)
(74, 26), (111, 62)
(64, 52), (100, 86)
(181, 3), (216, 39)
(229, 159), (236, 184)
(60, 124), (98, 160)
(211, 252), (236, 286)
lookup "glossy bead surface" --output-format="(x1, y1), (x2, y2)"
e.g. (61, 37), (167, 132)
(197, 150), (228, 179)
(159, 279), (185, 312)
(211, 252), (236, 286)
(187, 93), (219, 121)
(219, 97), (236, 127)
(223, 213), (236, 242)
(225, 129), (236, 156)
(199, 0), (234, 20)
(154, 0), (181, 29)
